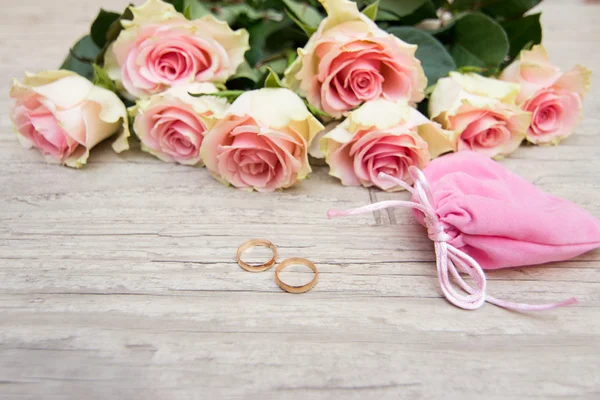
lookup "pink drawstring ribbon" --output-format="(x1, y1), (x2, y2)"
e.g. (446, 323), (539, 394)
(327, 167), (577, 311)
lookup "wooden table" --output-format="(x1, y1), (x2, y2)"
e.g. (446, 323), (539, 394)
(1, 1), (599, 398)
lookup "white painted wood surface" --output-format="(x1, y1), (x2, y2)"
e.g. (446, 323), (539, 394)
(1, 1), (599, 399)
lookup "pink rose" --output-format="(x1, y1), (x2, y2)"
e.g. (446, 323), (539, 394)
(201, 89), (324, 192)
(105, 0), (249, 99)
(321, 99), (454, 191)
(10, 70), (129, 168)
(500, 45), (591, 144)
(521, 89), (582, 145)
(285, 0), (426, 118)
(450, 107), (528, 158)
(132, 83), (229, 165)
(430, 73), (530, 159)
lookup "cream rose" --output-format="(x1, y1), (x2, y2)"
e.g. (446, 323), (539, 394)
(200, 88), (324, 192)
(308, 121), (340, 159)
(429, 72), (531, 159)
(321, 99), (454, 191)
(9, 70), (129, 168)
(104, 0), (249, 100)
(284, 0), (426, 118)
(131, 82), (229, 166)
(500, 45), (591, 144)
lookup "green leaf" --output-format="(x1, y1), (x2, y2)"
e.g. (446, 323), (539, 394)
(306, 101), (331, 119)
(387, 27), (456, 85)
(260, 57), (289, 76)
(281, 0), (323, 36)
(163, 0), (185, 12)
(374, 9), (400, 21)
(60, 35), (102, 80)
(254, 51), (293, 77)
(246, 20), (284, 66)
(362, 0), (379, 21)
(97, 4), (134, 65)
(106, 5), (133, 44)
(378, 0), (427, 18)
(448, 12), (509, 70)
(451, 0), (542, 19)
(189, 90), (245, 101)
(483, 0), (542, 19)
(215, 4), (264, 25)
(450, 0), (484, 10)
(245, 17), (305, 71)
(287, 51), (297, 66)
(264, 67), (285, 88)
(229, 60), (262, 83)
(394, 0), (437, 25)
(501, 13), (542, 59)
(183, 0), (211, 20)
(92, 64), (116, 91)
(285, 9), (317, 36)
(283, 0), (323, 26)
(456, 65), (487, 74)
(90, 9), (120, 48)
(430, 0), (447, 7)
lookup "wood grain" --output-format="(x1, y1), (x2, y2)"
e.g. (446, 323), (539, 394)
(1, 1), (600, 399)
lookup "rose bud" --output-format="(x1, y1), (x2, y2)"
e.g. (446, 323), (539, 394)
(429, 72), (531, 159)
(104, 0), (249, 100)
(321, 99), (454, 191)
(200, 88), (324, 192)
(284, 0), (426, 118)
(9, 70), (129, 168)
(131, 83), (229, 166)
(500, 45), (591, 145)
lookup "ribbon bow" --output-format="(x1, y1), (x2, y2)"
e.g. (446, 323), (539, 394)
(328, 168), (577, 311)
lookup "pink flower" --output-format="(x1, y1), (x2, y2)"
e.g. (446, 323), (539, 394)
(500, 45), (591, 144)
(132, 83), (229, 165)
(285, 0), (426, 118)
(10, 70), (129, 168)
(201, 89), (324, 192)
(429, 73), (530, 159)
(321, 99), (453, 191)
(450, 107), (528, 158)
(105, 0), (249, 99)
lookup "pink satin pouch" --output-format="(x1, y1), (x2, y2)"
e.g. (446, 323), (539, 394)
(329, 151), (600, 311)
(415, 151), (600, 270)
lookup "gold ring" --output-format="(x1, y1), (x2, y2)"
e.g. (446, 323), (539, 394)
(236, 239), (278, 272)
(275, 258), (319, 294)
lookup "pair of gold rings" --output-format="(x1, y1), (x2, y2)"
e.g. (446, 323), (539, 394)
(236, 239), (318, 294)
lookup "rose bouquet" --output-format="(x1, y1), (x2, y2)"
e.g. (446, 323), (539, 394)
(9, 0), (590, 192)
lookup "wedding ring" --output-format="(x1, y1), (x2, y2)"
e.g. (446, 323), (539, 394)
(275, 258), (319, 294)
(236, 239), (278, 272)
